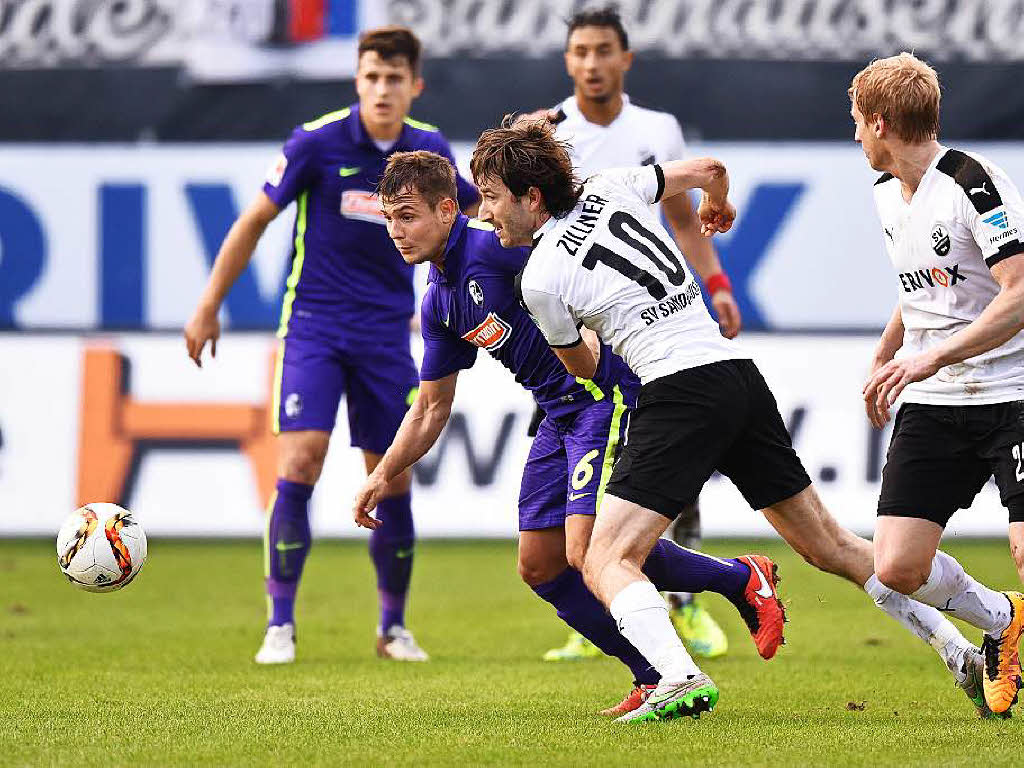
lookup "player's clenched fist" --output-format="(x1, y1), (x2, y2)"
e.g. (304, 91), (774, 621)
(184, 304), (220, 368)
(697, 193), (736, 236)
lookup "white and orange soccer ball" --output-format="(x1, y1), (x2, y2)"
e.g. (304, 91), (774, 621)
(56, 503), (147, 593)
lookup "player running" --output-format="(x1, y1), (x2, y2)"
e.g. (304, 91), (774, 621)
(351, 150), (786, 717)
(853, 53), (1024, 716)
(531, 5), (739, 662)
(184, 27), (478, 665)
(471, 117), (1008, 722)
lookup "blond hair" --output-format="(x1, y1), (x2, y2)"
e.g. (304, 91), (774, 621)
(849, 53), (940, 143)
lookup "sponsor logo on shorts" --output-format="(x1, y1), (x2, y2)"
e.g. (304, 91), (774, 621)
(461, 312), (512, 351)
(340, 190), (385, 225)
(898, 264), (966, 293)
(266, 153), (288, 186)
(284, 393), (303, 418)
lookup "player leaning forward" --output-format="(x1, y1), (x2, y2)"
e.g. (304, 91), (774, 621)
(472, 117), (1017, 721)
(855, 54), (1024, 715)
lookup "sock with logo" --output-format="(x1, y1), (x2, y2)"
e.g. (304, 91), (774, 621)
(370, 492), (415, 632)
(642, 539), (750, 605)
(865, 574), (974, 683)
(909, 550), (1011, 636)
(532, 567), (659, 685)
(265, 478), (314, 627)
(609, 579), (701, 682)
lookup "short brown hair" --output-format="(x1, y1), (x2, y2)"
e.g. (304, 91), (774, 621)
(358, 26), (421, 73)
(470, 116), (580, 218)
(378, 150), (457, 209)
(849, 52), (941, 143)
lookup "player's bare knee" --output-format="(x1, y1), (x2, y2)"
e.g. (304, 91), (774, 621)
(518, 553), (559, 587)
(875, 560), (928, 595)
(278, 435), (328, 485)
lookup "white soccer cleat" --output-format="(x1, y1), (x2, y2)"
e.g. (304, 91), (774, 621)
(614, 672), (719, 723)
(376, 625), (429, 662)
(255, 623), (296, 665)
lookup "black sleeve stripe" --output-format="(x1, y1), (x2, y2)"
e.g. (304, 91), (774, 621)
(936, 149), (1004, 214)
(550, 108), (567, 125)
(550, 335), (584, 349)
(874, 172), (894, 186)
(653, 164), (666, 203)
(514, 269), (526, 310)
(985, 242), (1024, 268)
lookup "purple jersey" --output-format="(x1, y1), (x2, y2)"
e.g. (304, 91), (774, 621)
(420, 214), (638, 420)
(264, 103), (478, 342)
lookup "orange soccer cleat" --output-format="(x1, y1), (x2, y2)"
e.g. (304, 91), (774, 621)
(598, 683), (657, 717)
(735, 554), (787, 660)
(982, 592), (1024, 715)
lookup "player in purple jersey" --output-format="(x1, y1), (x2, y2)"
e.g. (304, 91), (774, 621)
(184, 28), (478, 665)
(351, 150), (787, 717)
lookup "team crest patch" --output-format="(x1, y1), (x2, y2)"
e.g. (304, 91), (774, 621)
(284, 393), (303, 418)
(468, 280), (484, 306)
(266, 153), (288, 187)
(461, 312), (512, 351)
(930, 222), (950, 256)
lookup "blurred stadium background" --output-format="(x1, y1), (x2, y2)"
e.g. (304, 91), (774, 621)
(4, 0), (1024, 541)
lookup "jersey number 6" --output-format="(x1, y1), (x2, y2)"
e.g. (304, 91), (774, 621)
(581, 210), (688, 300)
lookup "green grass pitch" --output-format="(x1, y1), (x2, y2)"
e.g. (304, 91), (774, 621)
(2, 537), (1020, 766)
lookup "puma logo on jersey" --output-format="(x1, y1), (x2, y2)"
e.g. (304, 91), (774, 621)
(898, 264), (967, 293)
(462, 312), (512, 351)
(969, 182), (990, 197)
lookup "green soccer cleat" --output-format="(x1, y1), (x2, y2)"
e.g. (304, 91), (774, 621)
(670, 599), (728, 658)
(615, 673), (719, 723)
(542, 631), (602, 661)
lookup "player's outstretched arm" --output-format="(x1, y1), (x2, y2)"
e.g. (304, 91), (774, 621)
(864, 253), (1024, 419)
(863, 302), (905, 428)
(353, 373), (459, 529)
(184, 192), (279, 367)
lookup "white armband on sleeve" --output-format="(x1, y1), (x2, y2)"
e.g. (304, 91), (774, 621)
(519, 284), (582, 348)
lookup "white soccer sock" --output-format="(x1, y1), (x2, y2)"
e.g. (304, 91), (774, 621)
(609, 580), (700, 682)
(865, 574), (973, 683)
(909, 551), (1011, 636)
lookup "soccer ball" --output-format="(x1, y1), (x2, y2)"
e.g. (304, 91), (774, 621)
(56, 503), (147, 593)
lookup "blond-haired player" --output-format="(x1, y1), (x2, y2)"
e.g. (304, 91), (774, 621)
(854, 52), (1024, 715)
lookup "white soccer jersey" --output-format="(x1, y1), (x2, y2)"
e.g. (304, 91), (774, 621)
(873, 146), (1024, 405)
(552, 94), (686, 180)
(519, 165), (742, 386)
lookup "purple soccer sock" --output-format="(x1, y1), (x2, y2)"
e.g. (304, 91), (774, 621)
(265, 478), (314, 627)
(532, 567), (659, 686)
(642, 539), (750, 604)
(369, 492), (415, 632)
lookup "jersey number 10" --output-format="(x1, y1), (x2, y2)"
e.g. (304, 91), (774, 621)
(581, 211), (688, 300)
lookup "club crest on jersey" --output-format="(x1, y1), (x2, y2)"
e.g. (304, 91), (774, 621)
(340, 190), (385, 225)
(930, 223), (950, 256)
(462, 312), (512, 351)
(468, 280), (484, 306)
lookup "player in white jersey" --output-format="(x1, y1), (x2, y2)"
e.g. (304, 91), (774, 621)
(853, 53), (1024, 715)
(470, 117), (1009, 722)
(531, 6), (739, 664)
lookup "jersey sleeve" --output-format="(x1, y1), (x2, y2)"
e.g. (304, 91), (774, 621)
(262, 126), (320, 208)
(597, 165), (666, 206)
(959, 163), (1024, 269)
(419, 286), (477, 381)
(517, 265), (582, 348)
(664, 116), (686, 162)
(434, 132), (480, 211)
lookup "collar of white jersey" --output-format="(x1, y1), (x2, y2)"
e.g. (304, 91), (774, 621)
(531, 215), (559, 250)
(562, 93), (631, 124)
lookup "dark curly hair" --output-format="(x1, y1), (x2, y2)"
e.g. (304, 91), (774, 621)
(470, 115), (581, 218)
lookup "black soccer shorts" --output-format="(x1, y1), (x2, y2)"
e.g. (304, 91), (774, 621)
(605, 359), (811, 519)
(877, 400), (1024, 527)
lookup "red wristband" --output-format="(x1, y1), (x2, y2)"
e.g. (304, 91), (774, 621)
(705, 273), (732, 295)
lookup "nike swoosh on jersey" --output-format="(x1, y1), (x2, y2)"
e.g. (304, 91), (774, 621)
(338, 166), (362, 177)
(750, 559), (775, 599)
(568, 492), (592, 501)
